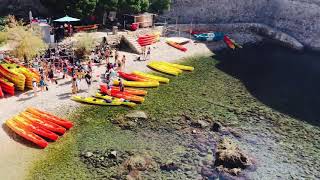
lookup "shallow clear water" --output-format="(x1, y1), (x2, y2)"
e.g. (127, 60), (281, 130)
(215, 42), (320, 179)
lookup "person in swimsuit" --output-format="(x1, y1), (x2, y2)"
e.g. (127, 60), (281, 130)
(121, 55), (126, 71)
(32, 78), (38, 96)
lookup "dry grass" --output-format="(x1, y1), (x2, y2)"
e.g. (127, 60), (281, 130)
(2, 15), (47, 62)
(74, 33), (96, 60)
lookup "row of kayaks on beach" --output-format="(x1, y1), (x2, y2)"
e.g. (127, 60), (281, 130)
(139, 31), (241, 52)
(5, 107), (73, 148)
(163, 31), (242, 50)
(71, 61), (194, 107)
(0, 58), (41, 97)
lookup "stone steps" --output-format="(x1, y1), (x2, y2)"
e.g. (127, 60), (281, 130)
(122, 34), (142, 54)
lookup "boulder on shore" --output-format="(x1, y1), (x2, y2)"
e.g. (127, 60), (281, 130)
(214, 138), (252, 176)
(125, 111), (148, 120)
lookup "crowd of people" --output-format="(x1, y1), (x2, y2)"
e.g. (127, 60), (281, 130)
(28, 36), (152, 97)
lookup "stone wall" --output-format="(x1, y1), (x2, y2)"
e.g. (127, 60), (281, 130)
(165, 0), (320, 50)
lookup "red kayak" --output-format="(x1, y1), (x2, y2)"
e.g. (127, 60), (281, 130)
(138, 34), (157, 46)
(26, 107), (73, 129)
(6, 118), (48, 148)
(20, 112), (66, 135)
(118, 72), (150, 82)
(223, 35), (235, 49)
(14, 116), (59, 141)
(167, 41), (187, 52)
(100, 85), (145, 102)
(0, 77), (15, 95)
(101, 84), (147, 96)
(0, 86), (3, 98)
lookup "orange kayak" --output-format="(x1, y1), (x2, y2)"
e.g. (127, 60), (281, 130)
(100, 85), (145, 103)
(20, 112), (66, 134)
(13, 116), (59, 141)
(0, 77), (15, 95)
(26, 107), (73, 129)
(118, 71), (151, 82)
(101, 84), (147, 96)
(166, 41), (187, 52)
(6, 118), (48, 148)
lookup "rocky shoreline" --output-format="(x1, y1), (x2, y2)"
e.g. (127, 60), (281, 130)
(175, 23), (306, 51)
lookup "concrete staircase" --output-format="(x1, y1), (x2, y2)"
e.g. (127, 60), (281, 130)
(106, 35), (122, 47)
(122, 34), (142, 54)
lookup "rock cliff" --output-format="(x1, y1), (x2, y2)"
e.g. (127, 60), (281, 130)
(165, 0), (320, 50)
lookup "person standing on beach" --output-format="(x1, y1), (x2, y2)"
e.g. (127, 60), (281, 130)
(116, 54), (122, 71)
(62, 62), (68, 79)
(145, 47), (151, 61)
(105, 48), (110, 64)
(32, 78), (38, 96)
(72, 75), (77, 94)
(115, 49), (119, 63)
(84, 71), (92, 88)
(76, 70), (81, 91)
(142, 46), (146, 58)
(39, 75), (46, 92)
(48, 68), (55, 84)
(118, 78), (124, 92)
(121, 55), (126, 71)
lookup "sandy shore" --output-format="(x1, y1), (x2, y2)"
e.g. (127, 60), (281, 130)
(0, 32), (216, 179)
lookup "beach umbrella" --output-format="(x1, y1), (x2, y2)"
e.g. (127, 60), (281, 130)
(54, 15), (80, 22)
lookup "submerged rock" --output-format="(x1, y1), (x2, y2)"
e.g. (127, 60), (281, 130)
(123, 155), (155, 171)
(214, 138), (252, 176)
(160, 162), (179, 171)
(108, 151), (117, 159)
(191, 120), (210, 129)
(211, 122), (222, 132)
(125, 111), (148, 120)
(85, 152), (93, 158)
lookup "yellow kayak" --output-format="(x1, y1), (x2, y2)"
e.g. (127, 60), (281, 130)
(148, 62), (182, 76)
(155, 61), (194, 71)
(71, 96), (122, 106)
(132, 71), (170, 84)
(95, 93), (136, 107)
(113, 80), (159, 88)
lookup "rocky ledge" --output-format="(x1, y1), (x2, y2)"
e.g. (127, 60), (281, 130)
(177, 23), (305, 51)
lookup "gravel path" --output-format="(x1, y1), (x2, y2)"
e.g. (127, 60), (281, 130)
(0, 33), (217, 179)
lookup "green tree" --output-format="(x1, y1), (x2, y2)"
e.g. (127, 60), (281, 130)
(149, 0), (171, 13)
(98, 0), (119, 11)
(68, 0), (99, 18)
(41, 0), (98, 18)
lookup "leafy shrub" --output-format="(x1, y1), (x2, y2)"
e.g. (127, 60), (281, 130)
(74, 33), (96, 60)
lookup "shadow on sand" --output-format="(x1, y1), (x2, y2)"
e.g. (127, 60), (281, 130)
(57, 89), (88, 100)
(214, 41), (320, 126)
(1, 123), (43, 149)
